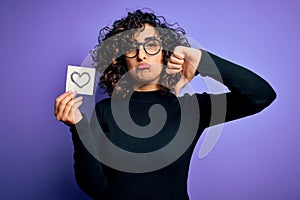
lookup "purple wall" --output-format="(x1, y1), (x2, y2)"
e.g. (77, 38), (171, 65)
(1, 0), (299, 199)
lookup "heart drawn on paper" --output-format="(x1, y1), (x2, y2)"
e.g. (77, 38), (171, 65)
(70, 71), (91, 88)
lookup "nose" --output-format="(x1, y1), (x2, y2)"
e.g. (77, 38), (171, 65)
(137, 44), (146, 60)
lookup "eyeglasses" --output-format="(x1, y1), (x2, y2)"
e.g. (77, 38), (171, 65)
(124, 38), (161, 58)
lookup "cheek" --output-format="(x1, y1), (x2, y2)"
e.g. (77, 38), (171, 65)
(158, 52), (164, 63)
(125, 59), (135, 70)
(150, 52), (164, 65)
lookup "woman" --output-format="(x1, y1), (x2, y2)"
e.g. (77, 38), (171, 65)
(54, 9), (276, 199)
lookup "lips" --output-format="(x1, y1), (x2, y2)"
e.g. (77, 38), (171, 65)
(137, 62), (151, 70)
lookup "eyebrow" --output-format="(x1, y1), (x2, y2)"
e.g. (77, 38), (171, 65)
(144, 36), (157, 41)
(134, 36), (157, 43)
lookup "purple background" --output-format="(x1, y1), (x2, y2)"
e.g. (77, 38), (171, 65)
(1, 0), (299, 199)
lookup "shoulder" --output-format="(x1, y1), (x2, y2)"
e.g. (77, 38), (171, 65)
(95, 97), (111, 108)
(94, 97), (112, 118)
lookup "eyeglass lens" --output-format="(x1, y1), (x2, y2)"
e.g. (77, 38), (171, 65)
(125, 39), (161, 58)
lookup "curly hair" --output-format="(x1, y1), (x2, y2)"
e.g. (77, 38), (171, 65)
(90, 9), (190, 97)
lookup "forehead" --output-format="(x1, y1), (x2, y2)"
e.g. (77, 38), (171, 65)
(133, 24), (158, 42)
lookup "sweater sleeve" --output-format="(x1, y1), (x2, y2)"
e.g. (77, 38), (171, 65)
(196, 50), (276, 127)
(70, 114), (107, 199)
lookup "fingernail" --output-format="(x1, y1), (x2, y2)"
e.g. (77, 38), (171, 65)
(179, 53), (185, 59)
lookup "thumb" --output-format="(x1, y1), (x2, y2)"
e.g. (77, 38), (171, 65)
(174, 76), (188, 97)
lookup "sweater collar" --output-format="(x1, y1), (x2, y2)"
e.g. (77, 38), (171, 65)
(130, 90), (172, 102)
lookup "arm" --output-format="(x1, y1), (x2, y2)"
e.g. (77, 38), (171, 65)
(196, 50), (276, 127)
(70, 115), (107, 199)
(167, 47), (276, 127)
(54, 91), (107, 198)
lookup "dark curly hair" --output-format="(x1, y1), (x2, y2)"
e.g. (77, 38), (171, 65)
(90, 9), (190, 97)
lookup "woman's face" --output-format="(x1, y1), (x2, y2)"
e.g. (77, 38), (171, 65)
(125, 24), (163, 91)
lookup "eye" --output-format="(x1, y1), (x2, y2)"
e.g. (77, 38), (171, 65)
(123, 42), (137, 54)
(144, 39), (161, 55)
(145, 40), (160, 49)
(148, 43), (156, 47)
(146, 41), (158, 48)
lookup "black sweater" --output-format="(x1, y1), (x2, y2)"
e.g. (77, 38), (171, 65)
(70, 50), (276, 199)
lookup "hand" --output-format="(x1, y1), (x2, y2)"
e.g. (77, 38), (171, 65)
(166, 46), (202, 96)
(54, 91), (83, 125)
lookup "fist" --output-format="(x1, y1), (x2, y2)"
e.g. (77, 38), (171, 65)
(167, 46), (202, 96)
